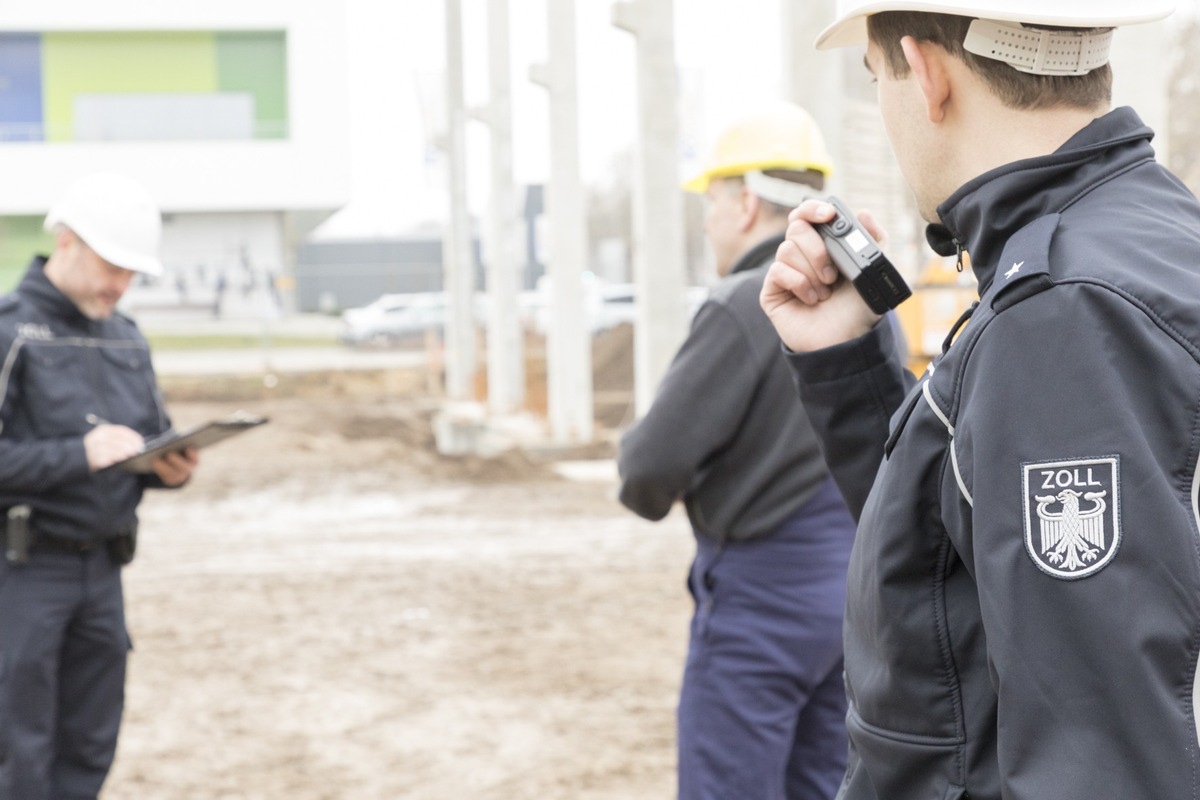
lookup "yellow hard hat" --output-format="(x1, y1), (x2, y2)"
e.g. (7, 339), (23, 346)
(682, 101), (834, 193)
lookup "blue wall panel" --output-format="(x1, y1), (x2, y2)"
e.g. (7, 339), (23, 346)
(0, 34), (43, 141)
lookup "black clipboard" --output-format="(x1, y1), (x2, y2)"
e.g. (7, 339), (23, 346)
(109, 412), (269, 474)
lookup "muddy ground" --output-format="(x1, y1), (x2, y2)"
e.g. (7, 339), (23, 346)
(102, 339), (695, 799)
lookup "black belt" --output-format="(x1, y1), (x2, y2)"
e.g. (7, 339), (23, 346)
(2, 506), (134, 565)
(31, 533), (99, 554)
(1, 529), (98, 554)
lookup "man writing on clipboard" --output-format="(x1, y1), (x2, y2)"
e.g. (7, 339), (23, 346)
(0, 173), (197, 799)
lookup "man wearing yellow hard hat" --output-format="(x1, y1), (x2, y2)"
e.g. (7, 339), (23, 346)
(761, 1), (1200, 798)
(618, 101), (856, 800)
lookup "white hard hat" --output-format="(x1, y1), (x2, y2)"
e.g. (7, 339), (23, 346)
(44, 172), (163, 276)
(816, 1), (1177, 52)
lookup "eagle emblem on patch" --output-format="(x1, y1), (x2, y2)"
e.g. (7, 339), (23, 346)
(1022, 456), (1120, 580)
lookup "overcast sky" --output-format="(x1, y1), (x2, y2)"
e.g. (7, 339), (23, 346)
(316, 0), (790, 239)
(316, 0), (1194, 240)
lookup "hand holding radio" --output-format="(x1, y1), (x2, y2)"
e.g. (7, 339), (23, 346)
(810, 195), (911, 314)
(760, 197), (908, 353)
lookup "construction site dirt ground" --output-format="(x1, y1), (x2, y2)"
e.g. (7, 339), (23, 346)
(102, 333), (695, 800)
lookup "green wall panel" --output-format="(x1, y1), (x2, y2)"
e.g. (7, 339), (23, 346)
(42, 32), (218, 142)
(216, 32), (288, 139)
(0, 217), (52, 291)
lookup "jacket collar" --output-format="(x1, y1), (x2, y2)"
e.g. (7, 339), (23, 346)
(19, 256), (92, 325)
(927, 106), (1157, 294)
(731, 233), (785, 276)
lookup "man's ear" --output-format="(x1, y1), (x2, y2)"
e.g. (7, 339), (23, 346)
(738, 186), (761, 233)
(900, 35), (950, 123)
(52, 226), (78, 255)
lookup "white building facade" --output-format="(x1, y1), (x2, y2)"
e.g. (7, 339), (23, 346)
(0, 1), (351, 315)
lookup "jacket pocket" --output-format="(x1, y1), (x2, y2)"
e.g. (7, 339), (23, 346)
(21, 344), (86, 433)
(98, 344), (161, 433)
(846, 707), (965, 800)
(98, 345), (150, 373)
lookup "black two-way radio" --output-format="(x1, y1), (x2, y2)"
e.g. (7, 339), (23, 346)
(811, 195), (911, 314)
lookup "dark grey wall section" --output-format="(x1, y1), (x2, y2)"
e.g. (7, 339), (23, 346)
(293, 238), (463, 312)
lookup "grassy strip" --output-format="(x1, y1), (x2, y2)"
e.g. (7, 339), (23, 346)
(145, 334), (340, 351)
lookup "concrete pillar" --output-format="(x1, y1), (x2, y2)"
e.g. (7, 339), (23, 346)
(482, 0), (525, 415)
(781, 0), (845, 195)
(442, 0), (475, 403)
(530, 0), (594, 443)
(612, 0), (688, 417)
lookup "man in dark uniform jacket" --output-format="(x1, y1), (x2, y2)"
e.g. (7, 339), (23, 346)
(0, 173), (198, 799)
(761, 2), (1200, 798)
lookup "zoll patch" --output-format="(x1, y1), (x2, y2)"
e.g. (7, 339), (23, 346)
(1022, 456), (1120, 580)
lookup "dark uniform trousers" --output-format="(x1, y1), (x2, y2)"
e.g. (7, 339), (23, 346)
(678, 477), (853, 800)
(0, 546), (128, 800)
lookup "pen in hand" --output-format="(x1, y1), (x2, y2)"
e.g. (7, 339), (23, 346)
(82, 414), (148, 472)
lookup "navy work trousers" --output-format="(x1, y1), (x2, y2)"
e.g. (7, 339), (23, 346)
(0, 546), (128, 800)
(678, 477), (854, 800)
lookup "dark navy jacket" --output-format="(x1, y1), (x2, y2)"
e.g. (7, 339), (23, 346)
(789, 107), (1200, 798)
(619, 236), (832, 542)
(0, 258), (171, 544)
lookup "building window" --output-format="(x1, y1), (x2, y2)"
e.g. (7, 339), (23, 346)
(0, 30), (289, 143)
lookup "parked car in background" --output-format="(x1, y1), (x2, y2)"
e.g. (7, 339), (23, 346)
(338, 292), (448, 345)
(340, 281), (710, 347)
(590, 282), (710, 332)
(526, 277), (710, 336)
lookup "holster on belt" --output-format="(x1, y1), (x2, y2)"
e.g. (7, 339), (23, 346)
(5, 505), (31, 564)
(107, 526), (137, 565)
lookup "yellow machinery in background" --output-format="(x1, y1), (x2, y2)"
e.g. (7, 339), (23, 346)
(894, 253), (978, 376)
